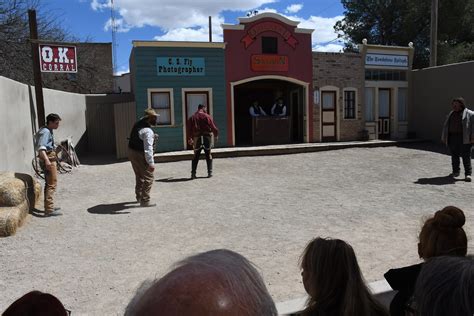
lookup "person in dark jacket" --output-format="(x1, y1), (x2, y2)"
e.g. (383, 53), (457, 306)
(384, 206), (468, 316)
(128, 108), (159, 207)
(441, 97), (474, 182)
(187, 104), (219, 179)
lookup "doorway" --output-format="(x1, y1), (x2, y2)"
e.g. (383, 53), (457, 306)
(378, 89), (391, 139)
(321, 91), (337, 141)
(233, 79), (305, 146)
(184, 91), (209, 149)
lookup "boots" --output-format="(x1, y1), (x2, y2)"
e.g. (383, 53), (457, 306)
(207, 159), (213, 178)
(191, 159), (198, 179)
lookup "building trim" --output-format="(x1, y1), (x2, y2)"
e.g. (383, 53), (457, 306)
(133, 41), (226, 49)
(237, 13), (300, 26)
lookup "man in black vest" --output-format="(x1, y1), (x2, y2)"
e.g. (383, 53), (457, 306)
(271, 98), (287, 116)
(249, 100), (267, 117)
(128, 108), (159, 207)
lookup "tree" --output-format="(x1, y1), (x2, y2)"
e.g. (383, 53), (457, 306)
(334, 0), (474, 69)
(0, 0), (72, 85)
(0, 1), (113, 93)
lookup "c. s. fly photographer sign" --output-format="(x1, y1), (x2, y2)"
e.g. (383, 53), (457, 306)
(39, 44), (77, 73)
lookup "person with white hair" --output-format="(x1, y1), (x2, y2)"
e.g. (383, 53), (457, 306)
(124, 249), (277, 316)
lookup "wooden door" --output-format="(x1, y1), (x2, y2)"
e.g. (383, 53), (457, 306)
(378, 89), (391, 139)
(321, 91), (337, 141)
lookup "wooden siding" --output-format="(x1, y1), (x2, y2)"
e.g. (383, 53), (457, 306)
(114, 102), (136, 159)
(131, 46), (226, 152)
(86, 102), (116, 154)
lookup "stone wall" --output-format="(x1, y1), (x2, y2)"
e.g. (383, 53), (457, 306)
(312, 52), (365, 141)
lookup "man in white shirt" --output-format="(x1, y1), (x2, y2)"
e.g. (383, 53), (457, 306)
(271, 98), (287, 116)
(128, 108), (159, 207)
(249, 100), (267, 117)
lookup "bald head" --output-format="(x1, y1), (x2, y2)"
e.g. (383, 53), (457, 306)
(125, 249), (277, 316)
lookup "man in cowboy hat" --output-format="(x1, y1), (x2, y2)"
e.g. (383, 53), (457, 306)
(128, 108), (159, 206)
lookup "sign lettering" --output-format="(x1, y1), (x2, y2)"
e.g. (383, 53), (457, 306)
(251, 55), (288, 72)
(365, 53), (408, 68)
(39, 44), (77, 73)
(156, 57), (205, 76)
(241, 21), (298, 49)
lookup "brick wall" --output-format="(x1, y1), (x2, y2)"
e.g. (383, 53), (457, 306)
(41, 43), (114, 94)
(312, 52), (365, 141)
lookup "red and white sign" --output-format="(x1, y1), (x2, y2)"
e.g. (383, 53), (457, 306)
(39, 44), (77, 73)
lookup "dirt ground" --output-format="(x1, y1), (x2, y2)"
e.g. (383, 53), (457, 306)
(1, 144), (473, 315)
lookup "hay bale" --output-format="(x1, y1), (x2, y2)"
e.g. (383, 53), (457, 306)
(33, 180), (42, 208)
(0, 175), (27, 207)
(0, 200), (29, 237)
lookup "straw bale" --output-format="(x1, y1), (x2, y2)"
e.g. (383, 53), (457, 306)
(0, 200), (29, 237)
(0, 175), (27, 207)
(33, 180), (42, 208)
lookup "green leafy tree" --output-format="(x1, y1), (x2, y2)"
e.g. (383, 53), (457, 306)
(335, 0), (474, 69)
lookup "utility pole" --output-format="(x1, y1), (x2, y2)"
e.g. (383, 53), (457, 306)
(111, 0), (118, 93)
(430, 0), (438, 67)
(28, 9), (45, 127)
(209, 16), (212, 42)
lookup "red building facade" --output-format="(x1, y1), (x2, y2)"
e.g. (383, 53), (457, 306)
(223, 13), (314, 146)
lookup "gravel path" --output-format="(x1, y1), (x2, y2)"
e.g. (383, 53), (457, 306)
(1, 144), (473, 315)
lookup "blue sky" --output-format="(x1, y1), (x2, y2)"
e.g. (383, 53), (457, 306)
(42, 0), (345, 75)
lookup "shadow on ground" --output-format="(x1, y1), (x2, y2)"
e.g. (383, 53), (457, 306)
(156, 177), (193, 183)
(87, 202), (138, 215)
(414, 176), (457, 185)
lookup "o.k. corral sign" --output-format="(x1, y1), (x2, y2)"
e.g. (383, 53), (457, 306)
(39, 44), (77, 73)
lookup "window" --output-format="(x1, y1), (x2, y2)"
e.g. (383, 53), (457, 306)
(262, 37), (278, 54)
(398, 88), (408, 121)
(365, 69), (407, 81)
(365, 88), (375, 121)
(344, 90), (356, 119)
(149, 89), (173, 125)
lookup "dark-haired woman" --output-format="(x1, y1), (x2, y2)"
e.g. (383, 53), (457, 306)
(300, 237), (388, 316)
(384, 206), (468, 316)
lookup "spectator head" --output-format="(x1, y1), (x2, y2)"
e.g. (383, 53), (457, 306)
(300, 237), (387, 315)
(2, 291), (69, 316)
(412, 256), (474, 316)
(46, 113), (61, 129)
(418, 206), (467, 260)
(198, 104), (207, 111)
(125, 249), (277, 316)
(451, 97), (465, 111)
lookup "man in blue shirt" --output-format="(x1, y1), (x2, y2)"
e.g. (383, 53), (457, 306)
(35, 113), (62, 216)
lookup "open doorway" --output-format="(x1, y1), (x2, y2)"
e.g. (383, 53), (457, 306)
(233, 79), (305, 146)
